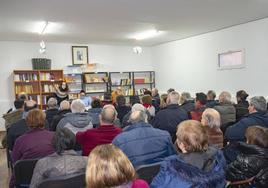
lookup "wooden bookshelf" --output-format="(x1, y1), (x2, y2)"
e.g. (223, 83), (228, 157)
(13, 70), (63, 109)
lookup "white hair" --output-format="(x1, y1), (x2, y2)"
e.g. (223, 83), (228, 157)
(47, 97), (58, 108)
(168, 91), (180, 105)
(71, 99), (86, 113)
(131, 103), (146, 112)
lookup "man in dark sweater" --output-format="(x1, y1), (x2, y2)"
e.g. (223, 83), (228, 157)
(50, 100), (71, 131)
(76, 105), (122, 156)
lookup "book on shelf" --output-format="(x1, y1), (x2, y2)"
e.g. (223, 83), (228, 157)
(15, 85), (34, 94)
(111, 78), (131, 85)
(37, 95), (41, 105)
(135, 88), (147, 95)
(43, 84), (59, 93)
(14, 73), (38, 82)
(40, 72), (55, 81)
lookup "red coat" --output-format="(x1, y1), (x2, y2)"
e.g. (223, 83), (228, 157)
(76, 125), (122, 156)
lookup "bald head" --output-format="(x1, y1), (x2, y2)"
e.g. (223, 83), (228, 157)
(100, 105), (117, 124)
(60, 100), (70, 110)
(24, 100), (37, 112)
(201, 108), (221, 129)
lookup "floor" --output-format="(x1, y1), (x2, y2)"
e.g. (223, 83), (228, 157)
(0, 131), (11, 188)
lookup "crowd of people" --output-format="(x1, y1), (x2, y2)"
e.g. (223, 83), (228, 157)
(2, 88), (268, 188)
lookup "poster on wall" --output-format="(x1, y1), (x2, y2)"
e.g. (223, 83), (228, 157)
(72, 46), (88, 65)
(218, 50), (245, 70)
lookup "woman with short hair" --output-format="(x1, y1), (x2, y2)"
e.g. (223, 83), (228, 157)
(151, 120), (226, 188)
(86, 144), (149, 188)
(30, 128), (87, 188)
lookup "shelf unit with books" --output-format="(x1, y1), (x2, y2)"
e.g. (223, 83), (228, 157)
(133, 71), (155, 96)
(109, 72), (134, 97)
(13, 69), (64, 109)
(82, 72), (109, 99)
(64, 73), (83, 100)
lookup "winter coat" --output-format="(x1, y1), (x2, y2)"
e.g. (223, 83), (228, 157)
(112, 122), (176, 167)
(45, 108), (59, 129)
(226, 142), (268, 188)
(88, 108), (102, 127)
(204, 126), (223, 149)
(206, 100), (220, 108)
(180, 100), (195, 113)
(30, 150), (87, 188)
(152, 104), (188, 142)
(56, 112), (93, 134)
(235, 101), (249, 121)
(150, 147), (226, 188)
(214, 103), (236, 125)
(115, 105), (131, 123)
(225, 111), (268, 142)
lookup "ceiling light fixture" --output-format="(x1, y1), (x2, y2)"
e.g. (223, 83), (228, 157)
(133, 46), (142, 54)
(133, 29), (161, 40)
(38, 21), (49, 35)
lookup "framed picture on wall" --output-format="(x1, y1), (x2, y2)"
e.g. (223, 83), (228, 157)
(218, 49), (245, 70)
(72, 46), (88, 65)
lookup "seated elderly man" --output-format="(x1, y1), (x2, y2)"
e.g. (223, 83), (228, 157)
(201, 108), (223, 148)
(180, 92), (195, 113)
(113, 110), (175, 167)
(153, 91), (188, 142)
(76, 105), (122, 156)
(45, 97), (58, 128)
(56, 99), (93, 134)
(225, 96), (268, 142)
(50, 100), (71, 131)
(214, 91), (236, 126)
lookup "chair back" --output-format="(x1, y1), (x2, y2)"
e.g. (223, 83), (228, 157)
(14, 158), (39, 188)
(37, 172), (86, 188)
(136, 162), (162, 184)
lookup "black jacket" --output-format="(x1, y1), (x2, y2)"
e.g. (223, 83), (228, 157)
(226, 142), (268, 188)
(235, 101), (249, 121)
(115, 105), (131, 123)
(45, 108), (59, 128)
(50, 109), (71, 131)
(180, 100), (195, 113)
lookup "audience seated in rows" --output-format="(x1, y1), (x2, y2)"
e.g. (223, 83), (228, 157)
(190, 92), (207, 121)
(76, 105), (122, 156)
(179, 92), (195, 113)
(206, 90), (219, 108)
(7, 100), (40, 150)
(87, 98), (102, 127)
(10, 109), (55, 188)
(214, 91), (236, 125)
(86, 144), (149, 188)
(235, 90), (249, 121)
(113, 110), (175, 167)
(201, 108), (223, 148)
(45, 97), (59, 129)
(153, 91), (188, 142)
(56, 99), (93, 134)
(151, 120), (226, 188)
(50, 100), (71, 131)
(142, 95), (155, 117)
(30, 128), (87, 188)
(225, 96), (268, 142)
(115, 95), (131, 123)
(226, 126), (268, 187)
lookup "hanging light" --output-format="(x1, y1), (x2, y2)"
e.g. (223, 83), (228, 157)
(39, 40), (46, 54)
(133, 46), (142, 54)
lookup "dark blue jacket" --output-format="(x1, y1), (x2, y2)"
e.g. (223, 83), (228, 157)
(152, 104), (188, 142)
(150, 148), (226, 188)
(225, 111), (268, 142)
(112, 122), (176, 167)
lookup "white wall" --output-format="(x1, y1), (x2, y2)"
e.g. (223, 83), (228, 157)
(152, 18), (268, 98)
(0, 42), (153, 130)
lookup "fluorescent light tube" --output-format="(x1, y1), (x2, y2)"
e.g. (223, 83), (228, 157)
(133, 30), (161, 40)
(38, 21), (49, 35)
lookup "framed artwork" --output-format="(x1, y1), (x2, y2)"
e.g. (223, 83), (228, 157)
(72, 46), (88, 65)
(218, 49), (245, 70)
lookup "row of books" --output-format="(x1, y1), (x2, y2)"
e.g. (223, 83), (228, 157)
(135, 88), (148, 95)
(14, 73), (38, 82)
(134, 78), (152, 84)
(111, 78), (132, 85)
(36, 95), (48, 105)
(43, 84), (59, 93)
(84, 74), (108, 83)
(15, 85), (35, 94)
(40, 73), (56, 81)
(85, 85), (107, 93)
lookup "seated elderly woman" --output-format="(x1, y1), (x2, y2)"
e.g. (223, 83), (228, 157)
(10, 109), (55, 188)
(226, 126), (268, 188)
(30, 128), (87, 188)
(150, 120), (226, 188)
(86, 144), (149, 188)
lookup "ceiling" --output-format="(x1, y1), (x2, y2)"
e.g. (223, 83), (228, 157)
(0, 0), (268, 46)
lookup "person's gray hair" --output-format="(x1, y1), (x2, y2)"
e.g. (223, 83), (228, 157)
(129, 110), (148, 124)
(219, 91), (232, 104)
(71, 99), (86, 113)
(202, 108), (221, 129)
(168, 91), (180, 105)
(207, 90), (216, 100)
(60, 100), (70, 110)
(250, 96), (267, 112)
(47, 97), (58, 108)
(101, 105), (117, 124)
(179, 92), (191, 104)
(131, 103), (146, 112)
